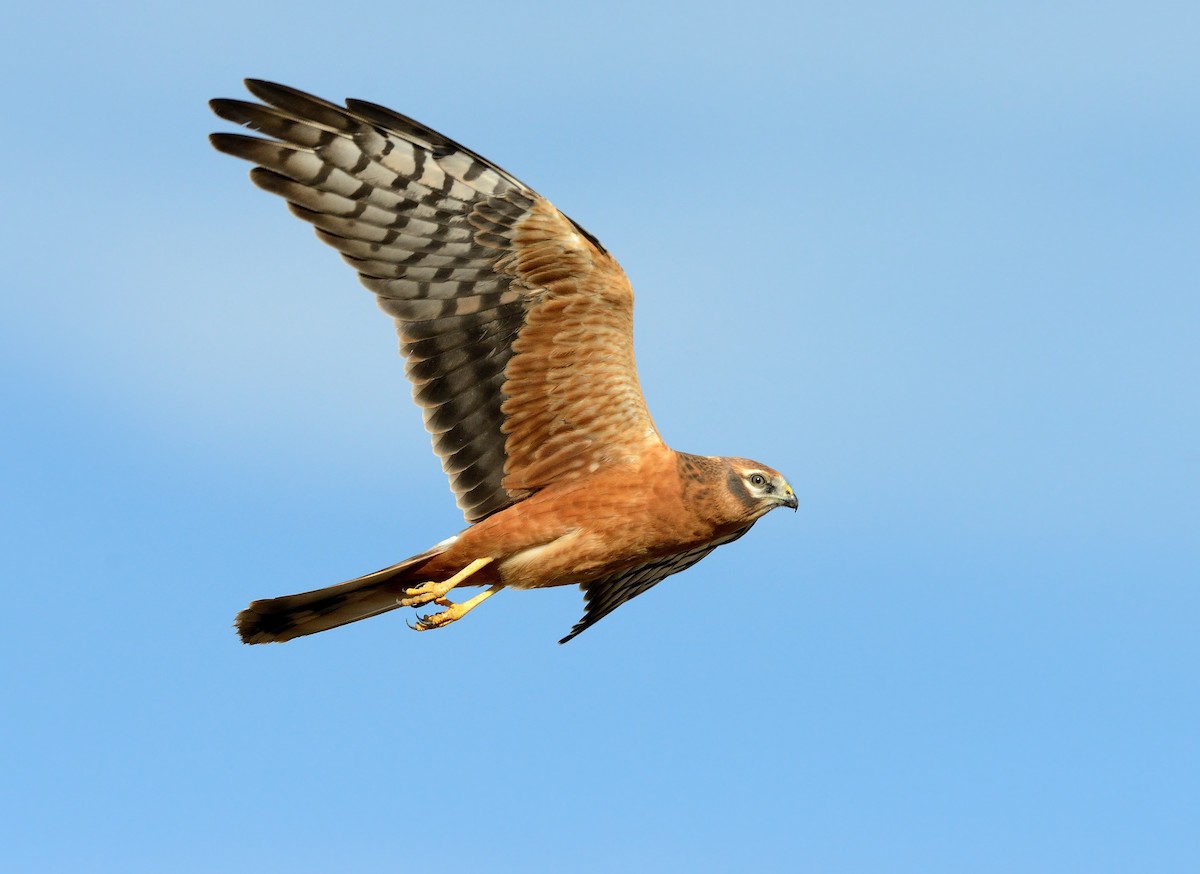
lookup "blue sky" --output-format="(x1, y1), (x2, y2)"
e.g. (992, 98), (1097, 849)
(3, 1), (1197, 871)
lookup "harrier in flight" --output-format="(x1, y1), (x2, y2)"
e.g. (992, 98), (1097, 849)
(210, 81), (796, 644)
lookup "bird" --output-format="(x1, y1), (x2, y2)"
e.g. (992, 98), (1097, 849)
(210, 80), (797, 644)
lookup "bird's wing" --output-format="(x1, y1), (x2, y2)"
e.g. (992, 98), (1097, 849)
(559, 529), (750, 644)
(211, 81), (663, 522)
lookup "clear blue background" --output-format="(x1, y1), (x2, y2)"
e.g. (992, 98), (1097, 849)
(3, 2), (1196, 871)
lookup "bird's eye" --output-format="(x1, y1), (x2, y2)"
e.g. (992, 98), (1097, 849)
(749, 473), (767, 487)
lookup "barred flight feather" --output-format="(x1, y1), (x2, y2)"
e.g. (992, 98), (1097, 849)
(211, 80), (661, 522)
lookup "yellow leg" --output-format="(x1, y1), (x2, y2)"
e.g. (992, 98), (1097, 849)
(396, 557), (494, 608)
(411, 583), (504, 632)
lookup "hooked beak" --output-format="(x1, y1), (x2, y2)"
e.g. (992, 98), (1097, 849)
(781, 483), (798, 511)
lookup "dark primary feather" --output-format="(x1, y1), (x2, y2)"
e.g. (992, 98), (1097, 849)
(210, 80), (562, 523)
(559, 530), (750, 643)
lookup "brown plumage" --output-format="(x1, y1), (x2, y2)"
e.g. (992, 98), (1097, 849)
(211, 81), (796, 644)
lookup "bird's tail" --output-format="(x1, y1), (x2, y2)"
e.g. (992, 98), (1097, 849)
(235, 545), (448, 644)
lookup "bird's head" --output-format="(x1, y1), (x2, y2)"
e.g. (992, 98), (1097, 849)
(724, 458), (798, 520)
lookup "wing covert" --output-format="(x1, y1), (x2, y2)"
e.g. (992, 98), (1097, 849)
(211, 81), (662, 522)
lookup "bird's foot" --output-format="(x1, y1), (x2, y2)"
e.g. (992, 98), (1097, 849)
(410, 584), (504, 632)
(396, 557), (493, 607)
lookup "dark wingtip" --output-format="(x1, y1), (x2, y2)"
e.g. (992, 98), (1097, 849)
(243, 78), (287, 102)
(208, 131), (249, 157)
(557, 623), (586, 645)
(209, 97), (255, 125)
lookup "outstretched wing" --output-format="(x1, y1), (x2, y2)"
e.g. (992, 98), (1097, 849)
(559, 529), (750, 644)
(210, 81), (663, 522)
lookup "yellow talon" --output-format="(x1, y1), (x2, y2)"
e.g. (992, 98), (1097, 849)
(413, 584), (504, 632)
(396, 557), (494, 607)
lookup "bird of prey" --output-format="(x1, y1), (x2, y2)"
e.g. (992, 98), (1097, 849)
(210, 81), (796, 644)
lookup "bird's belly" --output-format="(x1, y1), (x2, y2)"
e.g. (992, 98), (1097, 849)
(442, 460), (714, 590)
(493, 509), (710, 590)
